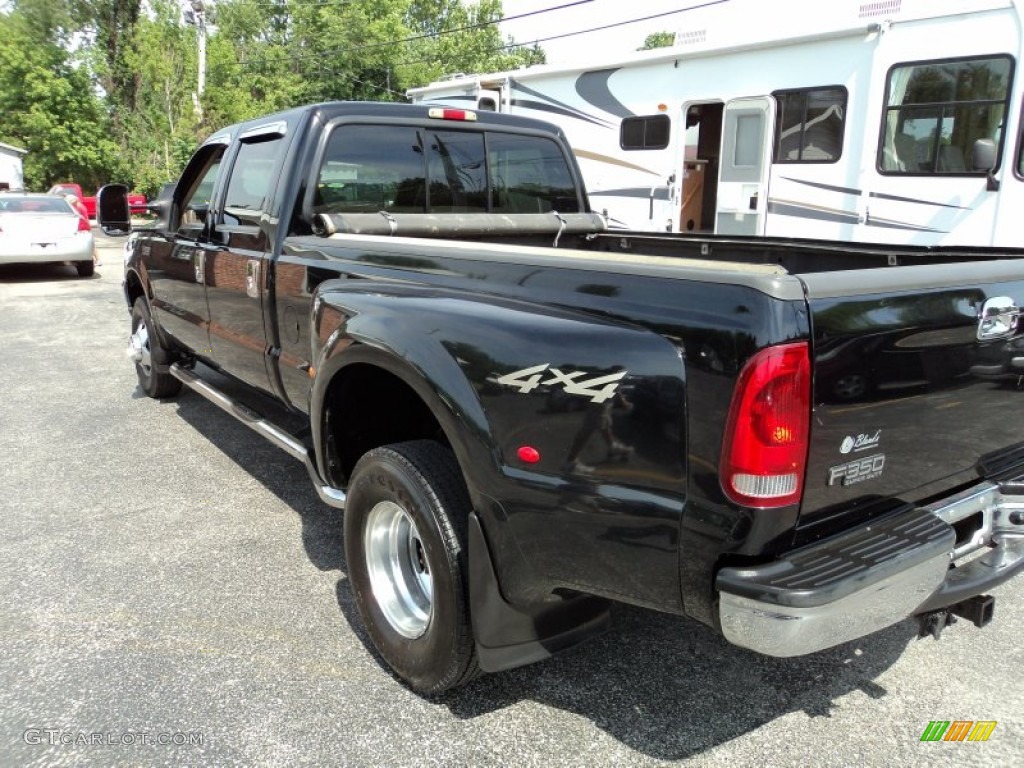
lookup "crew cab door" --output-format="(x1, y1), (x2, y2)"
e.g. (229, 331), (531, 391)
(716, 96), (775, 236)
(146, 143), (225, 358)
(202, 122), (289, 393)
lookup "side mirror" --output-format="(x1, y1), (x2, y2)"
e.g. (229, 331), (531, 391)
(972, 138), (1000, 191)
(97, 183), (133, 235)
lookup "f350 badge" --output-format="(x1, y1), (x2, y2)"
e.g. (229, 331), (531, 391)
(830, 429), (885, 486)
(497, 364), (627, 404)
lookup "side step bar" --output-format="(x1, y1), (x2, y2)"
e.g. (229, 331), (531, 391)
(170, 363), (346, 509)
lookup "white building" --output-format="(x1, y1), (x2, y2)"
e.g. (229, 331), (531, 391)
(0, 142), (27, 191)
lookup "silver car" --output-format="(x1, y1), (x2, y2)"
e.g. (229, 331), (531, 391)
(0, 193), (96, 277)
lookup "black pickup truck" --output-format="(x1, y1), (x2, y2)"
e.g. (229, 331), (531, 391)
(99, 102), (1024, 694)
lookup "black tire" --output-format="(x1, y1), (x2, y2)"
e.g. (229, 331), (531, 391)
(130, 297), (181, 398)
(76, 260), (95, 277)
(344, 440), (479, 694)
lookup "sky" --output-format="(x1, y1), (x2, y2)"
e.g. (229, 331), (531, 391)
(498, 0), (734, 66)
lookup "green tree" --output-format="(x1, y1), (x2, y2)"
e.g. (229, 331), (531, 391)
(400, 0), (545, 89)
(0, 3), (121, 189)
(640, 31), (676, 50)
(1, 0), (546, 192)
(121, 0), (202, 194)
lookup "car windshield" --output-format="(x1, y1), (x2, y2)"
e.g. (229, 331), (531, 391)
(0, 197), (73, 214)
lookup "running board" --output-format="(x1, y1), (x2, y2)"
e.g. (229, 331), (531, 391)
(169, 363), (346, 509)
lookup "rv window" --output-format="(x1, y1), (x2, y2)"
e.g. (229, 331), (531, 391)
(773, 87), (846, 163)
(879, 55), (1012, 175)
(621, 115), (671, 150)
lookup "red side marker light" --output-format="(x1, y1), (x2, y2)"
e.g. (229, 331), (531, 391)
(517, 446), (541, 464)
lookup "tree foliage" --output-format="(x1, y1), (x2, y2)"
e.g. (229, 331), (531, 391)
(640, 31), (676, 50)
(0, 2), (122, 189)
(0, 0), (544, 196)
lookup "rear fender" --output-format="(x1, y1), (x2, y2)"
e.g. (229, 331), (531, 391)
(310, 280), (688, 610)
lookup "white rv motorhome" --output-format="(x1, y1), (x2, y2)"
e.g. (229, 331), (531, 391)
(0, 142), (27, 192)
(408, 0), (1024, 247)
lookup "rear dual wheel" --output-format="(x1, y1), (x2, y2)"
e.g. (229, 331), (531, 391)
(344, 440), (478, 694)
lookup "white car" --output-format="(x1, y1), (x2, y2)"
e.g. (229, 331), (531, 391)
(0, 193), (96, 276)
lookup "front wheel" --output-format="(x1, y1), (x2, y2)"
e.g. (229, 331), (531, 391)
(344, 440), (478, 694)
(130, 297), (181, 398)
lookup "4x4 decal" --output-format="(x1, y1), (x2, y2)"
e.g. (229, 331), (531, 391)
(496, 364), (627, 404)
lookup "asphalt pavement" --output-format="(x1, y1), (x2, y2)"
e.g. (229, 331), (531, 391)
(0, 228), (1021, 767)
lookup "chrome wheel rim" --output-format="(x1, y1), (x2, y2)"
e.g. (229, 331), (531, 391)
(365, 500), (432, 639)
(130, 320), (153, 377)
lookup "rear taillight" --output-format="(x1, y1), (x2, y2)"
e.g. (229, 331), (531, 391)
(720, 342), (811, 508)
(77, 216), (90, 233)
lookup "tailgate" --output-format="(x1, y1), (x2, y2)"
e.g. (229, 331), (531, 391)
(799, 260), (1024, 532)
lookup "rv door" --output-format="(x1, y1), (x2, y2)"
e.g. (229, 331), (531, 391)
(716, 96), (775, 236)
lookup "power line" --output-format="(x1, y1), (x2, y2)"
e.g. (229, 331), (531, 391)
(224, 0), (356, 8)
(511, 1), (729, 48)
(391, 1), (730, 70)
(234, 0), (593, 69)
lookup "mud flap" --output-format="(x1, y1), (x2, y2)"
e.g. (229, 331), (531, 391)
(468, 513), (611, 673)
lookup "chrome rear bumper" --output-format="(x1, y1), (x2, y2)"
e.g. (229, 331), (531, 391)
(717, 479), (1024, 657)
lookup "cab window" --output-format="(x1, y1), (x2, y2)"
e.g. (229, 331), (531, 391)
(312, 123), (580, 215)
(222, 136), (284, 226)
(178, 150), (223, 235)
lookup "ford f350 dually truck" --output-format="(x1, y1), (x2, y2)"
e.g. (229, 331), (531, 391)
(98, 102), (1024, 694)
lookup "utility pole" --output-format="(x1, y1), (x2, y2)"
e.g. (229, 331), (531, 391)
(186, 0), (207, 121)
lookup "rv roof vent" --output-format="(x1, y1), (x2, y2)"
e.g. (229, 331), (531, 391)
(677, 29), (707, 46)
(859, 0), (900, 17)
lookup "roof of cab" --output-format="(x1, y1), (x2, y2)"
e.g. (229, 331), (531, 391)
(200, 100), (569, 149)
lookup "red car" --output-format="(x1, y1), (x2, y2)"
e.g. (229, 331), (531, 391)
(48, 182), (147, 219)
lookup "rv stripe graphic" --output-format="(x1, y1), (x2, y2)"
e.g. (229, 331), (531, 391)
(920, 720), (997, 742)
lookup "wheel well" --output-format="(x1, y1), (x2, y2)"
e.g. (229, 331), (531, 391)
(322, 363), (449, 485)
(124, 269), (146, 309)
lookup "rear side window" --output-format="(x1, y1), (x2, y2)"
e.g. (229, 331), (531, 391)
(620, 114), (671, 150)
(313, 124), (579, 215)
(315, 125), (424, 214)
(879, 55), (1012, 174)
(223, 136), (284, 226)
(773, 86), (847, 163)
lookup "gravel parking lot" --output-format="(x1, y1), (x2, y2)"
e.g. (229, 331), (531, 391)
(1, 230), (1022, 767)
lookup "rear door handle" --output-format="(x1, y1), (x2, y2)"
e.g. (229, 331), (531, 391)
(194, 250), (205, 284)
(246, 259), (261, 299)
